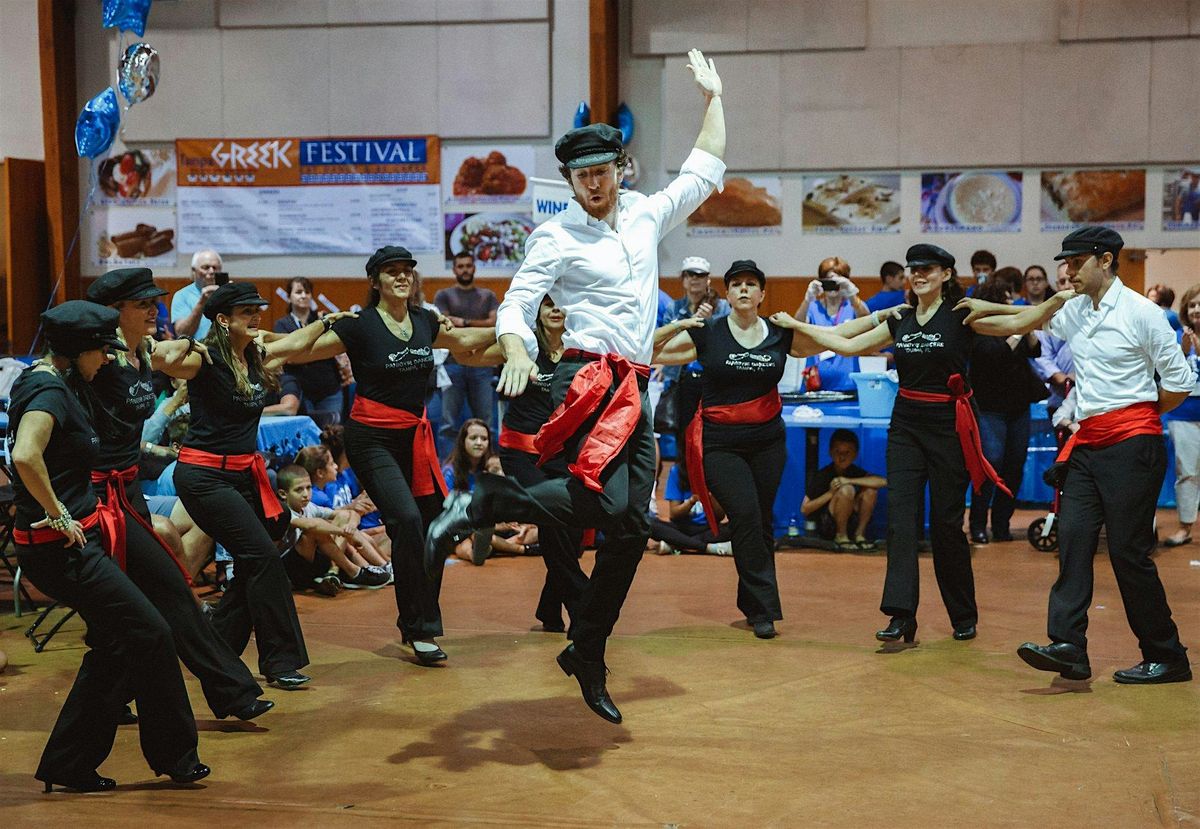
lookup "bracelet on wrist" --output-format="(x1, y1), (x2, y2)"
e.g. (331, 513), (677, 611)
(322, 317), (335, 332)
(46, 504), (74, 534)
(181, 335), (196, 355)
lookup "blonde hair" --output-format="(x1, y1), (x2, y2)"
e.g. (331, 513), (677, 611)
(202, 317), (280, 397)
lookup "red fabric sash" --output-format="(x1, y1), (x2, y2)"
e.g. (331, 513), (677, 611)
(534, 350), (650, 493)
(499, 428), (538, 454)
(178, 446), (285, 520)
(90, 466), (192, 583)
(14, 509), (100, 546)
(349, 396), (448, 498)
(685, 389), (783, 534)
(898, 373), (1012, 497)
(1055, 401), (1161, 464)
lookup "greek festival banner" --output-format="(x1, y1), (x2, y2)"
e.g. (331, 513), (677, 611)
(175, 136), (442, 256)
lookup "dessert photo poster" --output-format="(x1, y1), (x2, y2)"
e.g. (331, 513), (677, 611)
(687, 176), (783, 236)
(921, 171), (1023, 232)
(87, 144), (178, 268)
(801, 173), (901, 234)
(1040, 168), (1146, 231)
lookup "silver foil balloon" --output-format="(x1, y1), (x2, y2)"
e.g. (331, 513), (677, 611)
(118, 42), (160, 105)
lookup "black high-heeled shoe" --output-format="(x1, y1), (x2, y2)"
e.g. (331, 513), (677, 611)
(875, 616), (917, 643)
(156, 762), (210, 785)
(410, 641), (448, 666)
(42, 774), (117, 793)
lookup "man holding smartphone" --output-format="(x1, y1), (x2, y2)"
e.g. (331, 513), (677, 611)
(171, 249), (225, 339)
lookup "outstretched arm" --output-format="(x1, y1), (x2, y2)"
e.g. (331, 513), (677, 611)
(688, 49), (724, 161)
(267, 311), (357, 368)
(437, 326), (497, 356)
(771, 311), (894, 357)
(956, 290), (1074, 336)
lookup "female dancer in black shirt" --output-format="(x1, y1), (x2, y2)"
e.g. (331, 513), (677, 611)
(11, 302), (207, 791)
(85, 267), (272, 721)
(169, 282), (356, 689)
(293, 246), (495, 664)
(774, 244), (1012, 644)
(656, 260), (890, 638)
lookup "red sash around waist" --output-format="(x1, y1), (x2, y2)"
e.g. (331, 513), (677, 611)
(14, 509), (100, 546)
(349, 395), (447, 498)
(1055, 401), (1161, 464)
(534, 350), (650, 493)
(685, 389), (782, 534)
(178, 447), (284, 520)
(90, 465), (192, 583)
(898, 373), (1012, 497)
(498, 428), (539, 454)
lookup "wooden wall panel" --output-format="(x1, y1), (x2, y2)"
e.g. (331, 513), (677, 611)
(4, 157), (50, 354)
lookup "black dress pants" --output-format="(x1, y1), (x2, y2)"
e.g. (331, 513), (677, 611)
(498, 446), (588, 632)
(703, 433), (786, 624)
(345, 420), (444, 640)
(174, 463), (308, 676)
(882, 418), (977, 628)
(1049, 435), (1188, 661)
(96, 477), (262, 717)
(474, 356), (654, 661)
(18, 531), (199, 782)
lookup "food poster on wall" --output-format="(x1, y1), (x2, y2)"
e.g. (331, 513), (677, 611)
(175, 136), (442, 256)
(687, 176), (782, 236)
(1163, 168), (1200, 231)
(1040, 169), (1145, 231)
(921, 171), (1022, 232)
(801, 173), (901, 234)
(87, 145), (179, 268)
(444, 212), (535, 274)
(96, 147), (176, 206)
(441, 145), (534, 211)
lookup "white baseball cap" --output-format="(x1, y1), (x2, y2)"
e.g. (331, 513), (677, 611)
(681, 256), (711, 274)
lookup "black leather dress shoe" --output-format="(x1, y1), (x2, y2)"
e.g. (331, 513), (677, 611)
(424, 491), (475, 578)
(970, 531), (989, 545)
(556, 644), (621, 724)
(532, 621), (566, 633)
(232, 699), (274, 721)
(1017, 641), (1090, 680)
(157, 763), (211, 785)
(1113, 659), (1192, 685)
(952, 624), (977, 641)
(42, 774), (117, 793)
(753, 621), (777, 639)
(411, 642), (448, 666)
(265, 671), (311, 690)
(876, 616), (917, 643)
(116, 705), (138, 725)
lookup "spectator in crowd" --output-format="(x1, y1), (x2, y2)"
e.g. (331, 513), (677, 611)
(1146, 283), (1183, 332)
(801, 429), (886, 551)
(275, 465), (391, 594)
(1030, 262), (1076, 416)
(435, 252), (498, 448)
(171, 249), (222, 338)
(665, 256), (730, 455)
(866, 260), (907, 312)
(967, 249), (996, 295)
(795, 256), (868, 391)
(967, 271), (1047, 544)
(273, 277), (345, 426)
(1019, 265), (1050, 306)
(442, 421), (532, 564)
(1163, 285), (1200, 548)
(411, 269), (453, 457)
(651, 457), (731, 555)
(262, 369), (302, 417)
(312, 425), (389, 556)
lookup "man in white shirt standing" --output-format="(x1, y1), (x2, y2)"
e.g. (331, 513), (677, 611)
(426, 49), (726, 723)
(960, 226), (1193, 685)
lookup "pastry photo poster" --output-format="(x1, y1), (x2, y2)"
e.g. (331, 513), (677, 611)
(1162, 168), (1200, 231)
(687, 176), (783, 236)
(87, 144), (178, 269)
(921, 171), (1022, 233)
(801, 173), (901, 234)
(1040, 169), (1146, 231)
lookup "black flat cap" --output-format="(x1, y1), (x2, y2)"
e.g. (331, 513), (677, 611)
(906, 244), (955, 269)
(87, 267), (167, 306)
(724, 259), (766, 285)
(555, 124), (623, 169)
(1053, 226), (1124, 261)
(365, 245), (416, 276)
(42, 300), (127, 357)
(203, 282), (269, 321)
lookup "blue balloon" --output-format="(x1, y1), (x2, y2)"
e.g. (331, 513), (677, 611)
(75, 87), (121, 159)
(616, 102), (634, 145)
(573, 101), (590, 129)
(102, 0), (152, 37)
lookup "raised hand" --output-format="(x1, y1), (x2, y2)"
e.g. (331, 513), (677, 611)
(686, 49), (722, 99)
(770, 311), (801, 329)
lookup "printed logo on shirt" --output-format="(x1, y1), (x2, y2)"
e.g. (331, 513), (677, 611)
(896, 331), (944, 353)
(533, 372), (555, 392)
(725, 351), (775, 371)
(385, 346), (433, 371)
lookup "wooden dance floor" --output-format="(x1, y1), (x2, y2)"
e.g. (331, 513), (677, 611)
(2, 509), (1197, 827)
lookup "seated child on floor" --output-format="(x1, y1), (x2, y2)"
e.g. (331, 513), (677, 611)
(651, 456), (732, 555)
(800, 429), (887, 551)
(294, 443), (390, 566)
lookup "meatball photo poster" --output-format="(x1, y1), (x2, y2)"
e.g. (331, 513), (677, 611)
(441, 144), (535, 274)
(1039, 168), (1145, 231)
(686, 176), (783, 236)
(801, 173), (901, 234)
(920, 171), (1022, 232)
(86, 145), (179, 268)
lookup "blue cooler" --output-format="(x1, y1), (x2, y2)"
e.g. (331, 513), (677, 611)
(849, 372), (898, 418)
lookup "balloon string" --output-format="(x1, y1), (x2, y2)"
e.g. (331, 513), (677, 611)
(27, 160), (99, 356)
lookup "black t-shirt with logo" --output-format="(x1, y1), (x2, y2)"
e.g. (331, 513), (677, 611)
(91, 353), (157, 471)
(887, 301), (975, 424)
(687, 316), (793, 445)
(502, 350), (558, 437)
(334, 305), (440, 414)
(183, 350), (268, 455)
(8, 368), (101, 529)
